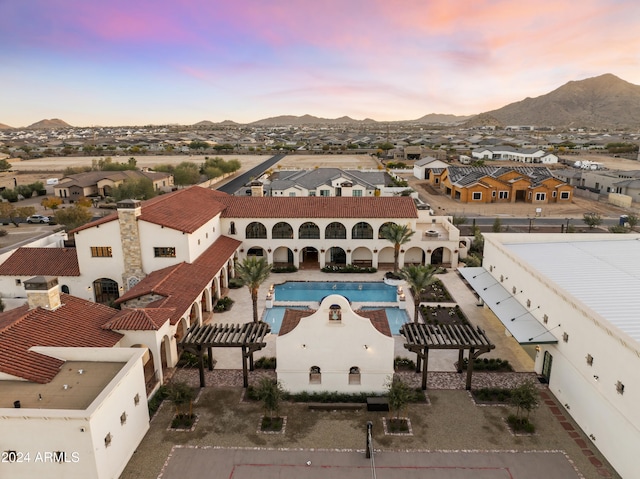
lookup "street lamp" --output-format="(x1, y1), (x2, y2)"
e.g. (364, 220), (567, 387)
(565, 218), (571, 233)
(527, 216), (534, 233)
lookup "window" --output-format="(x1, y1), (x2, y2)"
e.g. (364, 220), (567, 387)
(93, 278), (120, 305)
(352, 222), (373, 239)
(229, 222), (236, 235)
(586, 354), (594, 366)
(104, 433), (112, 448)
(552, 191), (557, 198)
(134, 393), (140, 406)
(246, 222), (267, 239)
(560, 191), (570, 199)
(320, 190), (330, 197)
(349, 366), (361, 385)
(272, 222), (293, 239)
(329, 304), (342, 321)
(299, 222), (320, 239)
(61, 285), (70, 294)
(352, 190), (363, 197)
(15, 279), (21, 286)
(492, 191), (496, 197)
(472, 192), (482, 201)
(325, 222), (347, 239)
(535, 192), (546, 201)
(91, 246), (113, 257)
(499, 191), (509, 199)
(120, 412), (127, 425)
(309, 191), (316, 196)
(154, 247), (176, 258)
(309, 366), (321, 384)
(616, 381), (625, 395)
(289, 192), (295, 196)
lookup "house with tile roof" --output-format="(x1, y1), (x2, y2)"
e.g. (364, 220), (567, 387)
(265, 168), (392, 197)
(471, 146), (558, 164)
(276, 295), (395, 393)
(437, 166), (573, 204)
(53, 169), (173, 201)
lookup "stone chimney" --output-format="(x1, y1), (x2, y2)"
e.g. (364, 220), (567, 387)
(117, 199), (145, 291)
(24, 276), (62, 311)
(250, 181), (264, 197)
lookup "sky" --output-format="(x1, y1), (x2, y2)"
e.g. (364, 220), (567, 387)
(1, 0), (639, 127)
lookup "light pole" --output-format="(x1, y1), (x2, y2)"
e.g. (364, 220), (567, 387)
(565, 217), (570, 233)
(527, 216), (534, 233)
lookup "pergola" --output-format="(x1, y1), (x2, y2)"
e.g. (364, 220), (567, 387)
(399, 323), (495, 390)
(179, 322), (271, 388)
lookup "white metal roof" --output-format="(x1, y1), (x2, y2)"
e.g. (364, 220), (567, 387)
(504, 239), (640, 343)
(458, 267), (558, 344)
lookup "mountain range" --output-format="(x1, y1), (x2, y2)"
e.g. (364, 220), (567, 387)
(3, 74), (639, 129)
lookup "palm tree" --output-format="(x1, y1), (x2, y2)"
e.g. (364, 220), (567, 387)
(400, 264), (436, 323)
(379, 223), (415, 273)
(235, 256), (272, 323)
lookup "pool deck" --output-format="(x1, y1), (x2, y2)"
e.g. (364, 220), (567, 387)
(208, 267), (535, 373)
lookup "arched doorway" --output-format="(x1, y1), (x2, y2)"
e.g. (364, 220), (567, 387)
(93, 278), (120, 305)
(132, 344), (157, 392)
(431, 247), (444, 265)
(301, 247), (318, 269)
(404, 247), (425, 266)
(160, 335), (171, 370)
(351, 246), (372, 267)
(273, 246), (294, 267)
(328, 247), (346, 265)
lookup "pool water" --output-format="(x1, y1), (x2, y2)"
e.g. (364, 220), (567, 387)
(263, 307), (410, 335)
(273, 281), (397, 302)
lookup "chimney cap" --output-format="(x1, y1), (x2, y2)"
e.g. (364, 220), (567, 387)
(24, 276), (58, 291)
(116, 199), (142, 209)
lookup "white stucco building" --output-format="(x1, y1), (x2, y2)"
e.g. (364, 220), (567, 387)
(460, 233), (640, 479)
(276, 295), (395, 393)
(472, 147), (558, 164)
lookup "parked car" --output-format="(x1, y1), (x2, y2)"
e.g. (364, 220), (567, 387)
(47, 216), (57, 225)
(26, 215), (50, 224)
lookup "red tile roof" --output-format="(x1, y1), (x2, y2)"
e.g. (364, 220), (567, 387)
(0, 295), (123, 383)
(216, 196), (418, 219)
(0, 248), (80, 276)
(278, 308), (391, 337)
(102, 308), (173, 331)
(116, 235), (241, 324)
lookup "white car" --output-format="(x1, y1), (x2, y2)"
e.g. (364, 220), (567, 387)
(26, 215), (50, 224)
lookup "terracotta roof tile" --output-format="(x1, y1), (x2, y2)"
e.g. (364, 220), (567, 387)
(279, 309), (314, 336)
(217, 196), (418, 219)
(116, 235), (241, 324)
(356, 309), (392, 337)
(0, 294), (123, 383)
(102, 308), (174, 331)
(0, 248), (80, 276)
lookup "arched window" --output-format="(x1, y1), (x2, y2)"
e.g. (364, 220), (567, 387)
(352, 222), (373, 239)
(93, 278), (119, 305)
(325, 222), (346, 239)
(329, 304), (342, 321)
(272, 222), (293, 239)
(378, 222), (396, 239)
(61, 284), (70, 294)
(349, 366), (361, 385)
(309, 366), (321, 384)
(246, 222), (267, 239)
(299, 222), (320, 239)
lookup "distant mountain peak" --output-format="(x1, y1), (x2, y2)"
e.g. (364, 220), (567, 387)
(27, 118), (71, 129)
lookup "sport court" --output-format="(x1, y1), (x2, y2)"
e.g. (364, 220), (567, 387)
(158, 447), (582, 479)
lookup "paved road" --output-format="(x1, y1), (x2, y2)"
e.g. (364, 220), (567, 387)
(217, 154), (286, 194)
(469, 216), (622, 228)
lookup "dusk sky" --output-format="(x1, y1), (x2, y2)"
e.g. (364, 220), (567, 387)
(1, 0), (639, 127)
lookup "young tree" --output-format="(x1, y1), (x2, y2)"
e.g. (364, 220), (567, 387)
(41, 197), (63, 211)
(492, 217), (502, 233)
(386, 376), (412, 420)
(379, 223), (415, 273)
(400, 264), (437, 323)
(582, 212), (602, 229)
(510, 380), (539, 420)
(626, 214), (638, 232)
(167, 382), (195, 417)
(235, 256), (272, 323)
(14, 206), (36, 218)
(451, 215), (467, 227)
(255, 377), (285, 420)
(173, 161), (201, 186)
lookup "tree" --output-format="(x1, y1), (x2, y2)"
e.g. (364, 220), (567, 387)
(167, 381), (195, 417)
(0, 159), (11, 171)
(451, 215), (467, 227)
(626, 214), (638, 232)
(386, 376), (412, 420)
(14, 206), (36, 218)
(510, 380), (539, 420)
(54, 205), (93, 231)
(400, 264), (437, 322)
(379, 223), (415, 273)
(173, 161), (201, 186)
(492, 217), (502, 233)
(112, 178), (157, 201)
(235, 256), (272, 323)
(41, 197), (63, 211)
(583, 212), (602, 229)
(255, 377), (284, 420)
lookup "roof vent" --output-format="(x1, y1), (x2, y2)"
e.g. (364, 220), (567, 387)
(13, 400), (21, 408)
(63, 384), (69, 390)
(78, 369), (84, 375)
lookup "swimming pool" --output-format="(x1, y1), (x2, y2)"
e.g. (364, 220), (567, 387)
(263, 306), (410, 335)
(273, 281), (397, 302)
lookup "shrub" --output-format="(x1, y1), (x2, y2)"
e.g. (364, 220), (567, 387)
(459, 357), (513, 372)
(472, 387), (513, 403)
(507, 414), (535, 433)
(228, 278), (244, 289)
(321, 264), (377, 273)
(214, 296), (234, 312)
(272, 265), (298, 273)
(394, 356), (416, 371)
(0, 229), (7, 237)
(148, 385), (169, 417)
(254, 357), (277, 369)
